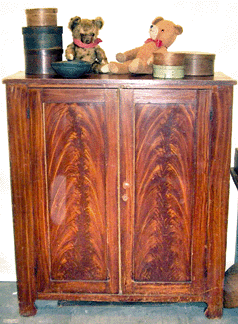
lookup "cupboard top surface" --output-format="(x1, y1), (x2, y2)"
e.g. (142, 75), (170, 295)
(2, 71), (236, 88)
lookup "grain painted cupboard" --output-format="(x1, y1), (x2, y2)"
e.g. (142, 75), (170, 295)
(3, 72), (236, 318)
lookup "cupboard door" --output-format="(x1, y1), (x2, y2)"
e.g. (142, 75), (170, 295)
(120, 89), (211, 296)
(30, 88), (119, 294)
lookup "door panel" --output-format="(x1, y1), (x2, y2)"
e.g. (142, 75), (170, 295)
(30, 88), (119, 294)
(120, 89), (210, 295)
(46, 101), (108, 281)
(134, 102), (194, 283)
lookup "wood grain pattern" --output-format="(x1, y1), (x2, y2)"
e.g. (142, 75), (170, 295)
(45, 101), (107, 281)
(3, 74), (236, 318)
(191, 90), (211, 295)
(134, 102), (195, 282)
(205, 86), (233, 319)
(120, 89), (210, 297)
(29, 88), (119, 295)
(6, 85), (37, 316)
(29, 89), (54, 294)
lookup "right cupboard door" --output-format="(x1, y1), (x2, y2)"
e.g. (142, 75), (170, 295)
(120, 88), (211, 298)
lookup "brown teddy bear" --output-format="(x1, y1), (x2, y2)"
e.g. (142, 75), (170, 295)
(102, 17), (183, 74)
(65, 16), (108, 73)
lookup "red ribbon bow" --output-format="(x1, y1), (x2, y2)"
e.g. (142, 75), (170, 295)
(145, 38), (163, 47)
(73, 38), (102, 49)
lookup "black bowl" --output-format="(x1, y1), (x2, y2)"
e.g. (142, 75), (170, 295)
(51, 60), (92, 78)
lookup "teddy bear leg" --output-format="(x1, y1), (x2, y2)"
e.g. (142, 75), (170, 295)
(101, 64), (110, 73)
(92, 62), (110, 74)
(108, 61), (132, 74)
(92, 63), (103, 73)
(129, 58), (153, 74)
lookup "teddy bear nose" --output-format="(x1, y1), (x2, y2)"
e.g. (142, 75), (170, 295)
(80, 34), (92, 44)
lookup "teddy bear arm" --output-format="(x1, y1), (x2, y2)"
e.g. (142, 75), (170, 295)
(116, 47), (141, 63)
(65, 43), (75, 60)
(95, 47), (108, 65)
(146, 46), (168, 66)
(153, 46), (168, 54)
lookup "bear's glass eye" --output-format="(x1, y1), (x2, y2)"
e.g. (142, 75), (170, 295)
(150, 25), (154, 29)
(161, 29), (165, 32)
(91, 33), (95, 36)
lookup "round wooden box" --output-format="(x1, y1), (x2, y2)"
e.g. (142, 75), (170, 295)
(26, 8), (58, 27)
(22, 26), (63, 75)
(153, 52), (185, 79)
(22, 26), (63, 50)
(183, 52), (215, 76)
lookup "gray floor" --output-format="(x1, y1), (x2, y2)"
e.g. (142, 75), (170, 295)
(1, 282), (238, 324)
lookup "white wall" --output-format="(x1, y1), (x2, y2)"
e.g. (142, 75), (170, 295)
(0, 0), (237, 281)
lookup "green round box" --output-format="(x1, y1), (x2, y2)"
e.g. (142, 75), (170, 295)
(153, 65), (184, 79)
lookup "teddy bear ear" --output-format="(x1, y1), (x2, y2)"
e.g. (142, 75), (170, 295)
(175, 25), (183, 35)
(93, 17), (104, 29)
(68, 16), (81, 31)
(152, 17), (164, 25)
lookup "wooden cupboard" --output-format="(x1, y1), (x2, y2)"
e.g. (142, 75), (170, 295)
(3, 72), (236, 318)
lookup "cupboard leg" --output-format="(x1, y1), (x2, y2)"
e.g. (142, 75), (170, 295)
(205, 296), (223, 319)
(19, 301), (37, 317)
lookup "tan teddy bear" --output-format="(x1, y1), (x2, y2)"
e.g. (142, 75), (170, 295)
(65, 16), (108, 73)
(103, 17), (183, 74)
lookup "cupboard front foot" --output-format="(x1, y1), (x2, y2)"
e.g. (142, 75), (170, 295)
(204, 301), (223, 319)
(19, 301), (37, 317)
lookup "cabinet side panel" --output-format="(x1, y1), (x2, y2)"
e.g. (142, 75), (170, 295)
(29, 89), (51, 292)
(191, 90), (211, 295)
(134, 101), (195, 282)
(205, 85), (233, 318)
(6, 85), (37, 315)
(45, 101), (108, 281)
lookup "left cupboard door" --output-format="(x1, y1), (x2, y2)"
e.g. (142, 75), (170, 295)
(29, 88), (119, 296)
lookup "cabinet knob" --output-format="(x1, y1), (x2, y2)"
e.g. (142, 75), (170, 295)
(122, 194), (129, 202)
(123, 182), (130, 189)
